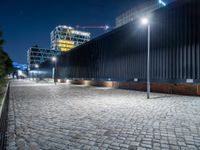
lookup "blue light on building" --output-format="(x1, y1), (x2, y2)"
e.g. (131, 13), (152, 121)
(13, 62), (28, 71)
(159, 0), (167, 6)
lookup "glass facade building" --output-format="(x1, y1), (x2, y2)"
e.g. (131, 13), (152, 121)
(27, 46), (59, 70)
(50, 26), (90, 52)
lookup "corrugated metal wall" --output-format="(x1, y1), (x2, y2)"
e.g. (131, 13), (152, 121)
(40, 0), (200, 83)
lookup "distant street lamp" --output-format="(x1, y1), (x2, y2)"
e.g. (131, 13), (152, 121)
(52, 57), (57, 84)
(35, 64), (39, 68)
(141, 17), (151, 99)
(35, 64), (39, 82)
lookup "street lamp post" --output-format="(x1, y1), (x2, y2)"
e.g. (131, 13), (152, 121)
(52, 57), (57, 85)
(35, 64), (39, 82)
(141, 18), (151, 99)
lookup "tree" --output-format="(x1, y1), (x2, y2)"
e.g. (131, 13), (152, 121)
(0, 31), (13, 79)
(0, 31), (5, 78)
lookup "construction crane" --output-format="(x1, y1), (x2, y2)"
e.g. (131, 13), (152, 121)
(75, 25), (111, 31)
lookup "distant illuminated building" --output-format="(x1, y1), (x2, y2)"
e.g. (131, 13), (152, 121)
(115, 0), (172, 28)
(50, 26), (90, 52)
(27, 46), (59, 70)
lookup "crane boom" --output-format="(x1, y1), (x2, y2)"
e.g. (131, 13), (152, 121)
(76, 25), (110, 30)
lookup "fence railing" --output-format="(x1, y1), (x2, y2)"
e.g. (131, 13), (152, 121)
(0, 82), (10, 150)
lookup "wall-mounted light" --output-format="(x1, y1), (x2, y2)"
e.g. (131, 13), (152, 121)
(186, 79), (194, 83)
(159, 0), (166, 6)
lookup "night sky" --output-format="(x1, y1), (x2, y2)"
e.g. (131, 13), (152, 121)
(0, 0), (171, 64)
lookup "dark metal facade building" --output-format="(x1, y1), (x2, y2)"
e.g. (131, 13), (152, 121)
(40, 0), (200, 84)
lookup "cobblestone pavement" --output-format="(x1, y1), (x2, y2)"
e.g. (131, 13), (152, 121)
(7, 80), (200, 150)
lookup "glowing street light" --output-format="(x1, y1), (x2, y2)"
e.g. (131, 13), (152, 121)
(52, 57), (57, 62)
(141, 18), (149, 25)
(141, 17), (151, 99)
(35, 64), (39, 82)
(35, 64), (39, 68)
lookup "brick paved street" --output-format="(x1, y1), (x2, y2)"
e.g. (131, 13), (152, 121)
(7, 80), (200, 150)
